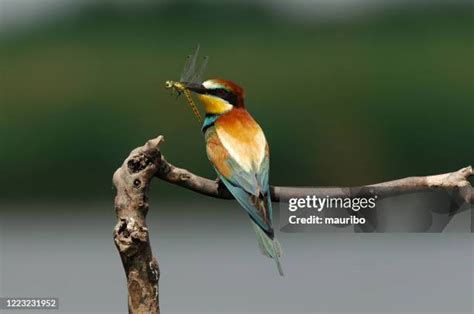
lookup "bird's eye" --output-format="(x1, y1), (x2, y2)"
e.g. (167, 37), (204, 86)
(216, 89), (228, 98)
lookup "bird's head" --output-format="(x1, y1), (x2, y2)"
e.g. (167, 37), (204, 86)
(183, 79), (245, 115)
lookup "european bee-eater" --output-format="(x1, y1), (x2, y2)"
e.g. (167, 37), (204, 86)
(183, 79), (284, 276)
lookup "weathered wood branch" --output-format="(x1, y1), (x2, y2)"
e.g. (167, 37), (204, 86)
(113, 135), (472, 313)
(155, 136), (473, 204)
(113, 136), (163, 314)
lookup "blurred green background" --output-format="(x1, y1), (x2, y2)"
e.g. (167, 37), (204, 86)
(0, 0), (472, 202)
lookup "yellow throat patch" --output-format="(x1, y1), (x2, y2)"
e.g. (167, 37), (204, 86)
(198, 94), (233, 115)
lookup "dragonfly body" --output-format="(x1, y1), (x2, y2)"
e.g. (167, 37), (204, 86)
(164, 45), (208, 123)
(165, 80), (202, 122)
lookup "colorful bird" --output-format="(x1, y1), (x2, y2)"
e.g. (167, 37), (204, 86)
(183, 79), (284, 276)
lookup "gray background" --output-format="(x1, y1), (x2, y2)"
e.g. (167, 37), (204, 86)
(1, 201), (472, 314)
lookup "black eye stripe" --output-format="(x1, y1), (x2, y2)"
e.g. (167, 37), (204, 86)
(208, 88), (237, 105)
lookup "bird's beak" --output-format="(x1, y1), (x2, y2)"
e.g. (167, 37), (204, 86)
(182, 82), (207, 94)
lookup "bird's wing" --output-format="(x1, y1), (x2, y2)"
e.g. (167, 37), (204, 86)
(205, 110), (273, 233)
(256, 144), (270, 193)
(255, 145), (272, 218)
(218, 174), (273, 235)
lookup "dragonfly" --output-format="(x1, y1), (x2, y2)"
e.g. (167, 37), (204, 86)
(165, 45), (209, 123)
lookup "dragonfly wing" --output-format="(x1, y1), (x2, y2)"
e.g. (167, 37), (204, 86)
(191, 55), (209, 83)
(180, 45), (200, 82)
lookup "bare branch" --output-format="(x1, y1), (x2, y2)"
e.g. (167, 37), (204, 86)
(155, 137), (473, 204)
(112, 135), (472, 312)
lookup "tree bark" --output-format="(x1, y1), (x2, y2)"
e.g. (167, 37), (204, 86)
(113, 136), (163, 314)
(113, 135), (472, 313)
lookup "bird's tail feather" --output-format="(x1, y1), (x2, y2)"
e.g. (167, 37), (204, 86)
(251, 220), (284, 276)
